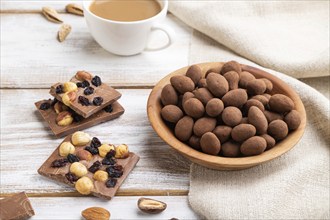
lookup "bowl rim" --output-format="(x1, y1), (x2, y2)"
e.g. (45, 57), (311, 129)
(147, 62), (307, 169)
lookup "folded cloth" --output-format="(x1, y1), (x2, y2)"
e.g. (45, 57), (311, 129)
(169, 1), (330, 78)
(186, 31), (330, 219)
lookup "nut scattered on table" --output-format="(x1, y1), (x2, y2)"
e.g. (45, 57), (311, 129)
(58, 24), (72, 42)
(42, 6), (63, 23)
(137, 197), (167, 214)
(81, 207), (110, 220)
(66, 3), (84, 16)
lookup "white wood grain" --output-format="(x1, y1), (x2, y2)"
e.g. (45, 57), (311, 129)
(0, 89), (191, 195)
(1, 13), (192, 88)
(1, 1), (72, 12)
(16, 196), (199, 219)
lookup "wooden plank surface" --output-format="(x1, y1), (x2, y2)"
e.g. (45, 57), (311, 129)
(1, 1), (73, 12)
(1, 13), (192, 88)
(2, 196), (198, 219)
(0, 89), (191, 195)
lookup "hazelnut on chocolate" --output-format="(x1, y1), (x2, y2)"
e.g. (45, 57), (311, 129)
(200, 132), (221, 155)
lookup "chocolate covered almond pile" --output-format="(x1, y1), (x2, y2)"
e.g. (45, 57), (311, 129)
(35, 71), (124, 137)
(160, 61), (302, 157)
(38, 131), (140, 200)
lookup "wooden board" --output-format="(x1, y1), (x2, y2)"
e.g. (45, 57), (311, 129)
(0, 89), (191, 196)
(0, 13), (192, 89)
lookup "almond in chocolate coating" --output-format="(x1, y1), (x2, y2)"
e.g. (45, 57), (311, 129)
(264, 110), (283, 123)
(222, 89), (248, 107)
(239, 71), (255, 88)
(221, 60), (241, 74)
(197, 78), (207, 88)
(268, 119), (288, 141)
(260, 78), (273, 92)
(250, 95), (269, 106)
(200, 132), (221, 155)
(221, 141), (240, 157)
(240, 136), (267, 156)
(284, 110), (301, 130)
(170, 75), (195, 94)
(193, 88), (214, 105)
(182, 92), (195, 105)
(193, 117), (217, 137)
(186, 65), (202, 85)
(189, 135), (201, 151)
(161, 105), (183, 123)
(183, 98), (205, 119)
(269, 94), (294, 113)
(206, 98), (224, 117)
(246, 79), (267, 95)
(223, 71), (239, 90)
(248, 106), (268, 134)
(213, 125), (232, 143)
(175, 116), (194, 142)
(231, 124), (256, 142)
(244, 99), (265, 112)
(222, 106), (242, 127)
(206, 73), (229, 98)
(260, 134), (276, 150)
(161, 84), (178, 106)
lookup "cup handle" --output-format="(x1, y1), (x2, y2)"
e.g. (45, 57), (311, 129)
(144, 24), (175, 51)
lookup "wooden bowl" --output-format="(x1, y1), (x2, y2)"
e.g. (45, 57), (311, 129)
(147, 62), (306, 170)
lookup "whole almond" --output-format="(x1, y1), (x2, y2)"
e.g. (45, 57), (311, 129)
(82, 207), (110, 220)
(138, 198), (167, 214)
(58, 24), (71, 42)
(76, 71), (92, 81)
(42, 7), (63, 23)
(66, 3), (84, 16)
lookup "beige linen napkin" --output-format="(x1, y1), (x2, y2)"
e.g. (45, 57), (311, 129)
(184, 32), (330, 219)
(169, 1), (330, 78)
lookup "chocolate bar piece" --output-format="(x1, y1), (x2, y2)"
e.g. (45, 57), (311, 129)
(50, 75), (121, 118)
(0, 192), (35, 220)
(38, 133), (140, 200)
(35, 99), (124, 137)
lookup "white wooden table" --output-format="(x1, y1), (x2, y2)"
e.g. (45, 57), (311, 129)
(2, 2), (329, 219)
(1, 1), (198, 219)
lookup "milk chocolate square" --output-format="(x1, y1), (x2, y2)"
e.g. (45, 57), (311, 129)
(50, 75), (121, 118)
(0, 192), (35, 220)
(38, 134), (140, 200)
(35, 99), (124, 137)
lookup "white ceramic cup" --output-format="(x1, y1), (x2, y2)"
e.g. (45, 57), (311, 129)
(83, 0), (174, 56)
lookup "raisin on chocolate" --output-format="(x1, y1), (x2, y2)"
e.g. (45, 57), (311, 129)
(65, 172), (78, 183)
(105, 178), (117, 188)
(84, 87), (94, 95)
(51, 158), (68, 168)
(88, 161), (102, 173)
(67, 154), (79, 163)
(55, 85), (64, 94)
(39, 102), (51, 110)
(90, 137), (101, 148)
(78, 96), (91, 106)
(104, 105), (113, 113)
(93, 97), (103, 106)
(85, 146), (99, 155)
(91, 76), (102, 87)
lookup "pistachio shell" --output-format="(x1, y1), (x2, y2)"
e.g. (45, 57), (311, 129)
(58, 24), (71, 42)
(42, 7), (63, 23)
(66, 3), (84, 16)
